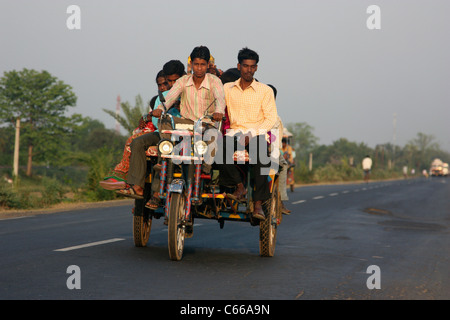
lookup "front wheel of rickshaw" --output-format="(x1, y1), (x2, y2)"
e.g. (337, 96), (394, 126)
(167, 192), (186, 261)
(259, 179), (279, 257)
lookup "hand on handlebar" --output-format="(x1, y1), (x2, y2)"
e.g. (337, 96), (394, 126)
(152, 109), (163, 118)
(212, 112), (224, 122)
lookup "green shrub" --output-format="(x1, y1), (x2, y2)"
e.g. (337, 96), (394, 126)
(40, 177), (66, 206)
(79, 146), (121, 202)
(0, 182), (22, 209)
(294, 161), (315, 183)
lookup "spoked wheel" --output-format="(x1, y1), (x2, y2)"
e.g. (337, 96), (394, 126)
(167, 192), (186, 261)
(259, 179), (280, 257)
(133, 209), (151, 247)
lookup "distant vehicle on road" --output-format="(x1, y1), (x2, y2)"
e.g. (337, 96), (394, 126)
(443, 163), (449, 177)
(430, 158), (444, 176)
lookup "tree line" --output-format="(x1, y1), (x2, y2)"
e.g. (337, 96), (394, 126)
(286, 123), (450, 183)
(1, 68), (448, 208)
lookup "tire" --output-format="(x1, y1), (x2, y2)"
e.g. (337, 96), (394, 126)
(133, 211), (151, 247)
(167, 192), (186, 261)
(259, 179), (279, 257)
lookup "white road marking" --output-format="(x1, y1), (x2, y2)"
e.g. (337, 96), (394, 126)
(313, 196), (324, 200)
(292, 200), (306, 204)
(54, 238), (125, 252)
(329, 193), (339, 196)
(342, 190), (349, 194)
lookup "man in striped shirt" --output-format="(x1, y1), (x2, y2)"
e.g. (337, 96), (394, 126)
(153, 46), (225, 121)
(218, 47), (279, 221)
(118, 46), (225, 204)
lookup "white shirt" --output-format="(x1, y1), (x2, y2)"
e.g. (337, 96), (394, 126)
(362, 157), (372, 170)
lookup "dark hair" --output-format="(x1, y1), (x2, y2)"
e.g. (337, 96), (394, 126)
(268, 84), (277, 99)
(238, 47), (259, 64)
(149, 95), (158, 110)
(189, 46), (211, 63)
(155, 70), (165, 82)
(220, 67), (240, 84)
(163, 60), (186, 77)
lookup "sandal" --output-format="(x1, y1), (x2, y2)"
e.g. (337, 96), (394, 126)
(226, 184), (247, 203)
(116, 185), (144, 199)
(99, 177), (126, 190)
(252, 201), (266, 221)
(145, 196), (161, 210)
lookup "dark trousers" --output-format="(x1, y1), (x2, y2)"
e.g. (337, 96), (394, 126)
(127, 117), (195, 190)
(127, 132), (160, 188)
(217, 134), (271, 202)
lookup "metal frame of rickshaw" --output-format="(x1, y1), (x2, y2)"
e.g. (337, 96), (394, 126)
(132, 103), (282, 260)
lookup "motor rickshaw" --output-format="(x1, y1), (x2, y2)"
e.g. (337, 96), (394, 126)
(131, 96), (282, 261)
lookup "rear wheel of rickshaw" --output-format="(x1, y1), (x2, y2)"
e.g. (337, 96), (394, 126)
(167, 192), (186, 261)
(259, 179), (280, 257)
(133, 208), (151, 247)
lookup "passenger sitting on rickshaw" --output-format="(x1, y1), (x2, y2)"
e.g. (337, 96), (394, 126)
(268, 84), (291, 215)
(282, 138), (294, 165)
(114, 60), (185, 200)
(124, 45), (226, 209)
(217, 47), (278, 221)
(98, 70), (168, 191)
(153, 46), (225, 122)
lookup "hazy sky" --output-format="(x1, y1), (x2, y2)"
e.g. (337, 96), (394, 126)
(1, 0), (449, 151)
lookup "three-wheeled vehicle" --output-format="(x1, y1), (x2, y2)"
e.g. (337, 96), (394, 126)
(132, 97), (282, 261)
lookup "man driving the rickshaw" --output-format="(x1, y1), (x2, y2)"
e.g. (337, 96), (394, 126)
(118, 45), (225, 208)
(217, 47), (278, 221)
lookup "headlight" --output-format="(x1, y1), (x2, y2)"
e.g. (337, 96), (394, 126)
(194, 141), (208, 155)
(158, 140), (173, 155)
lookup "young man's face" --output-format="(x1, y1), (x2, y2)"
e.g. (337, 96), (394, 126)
(156, 76), (169, 92)
(191, 57), (208, 79)
(238, 59), (258, 82)
(166, 74), (181, 89)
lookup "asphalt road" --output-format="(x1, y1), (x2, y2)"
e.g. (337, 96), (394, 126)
(0, 177), (449, 301)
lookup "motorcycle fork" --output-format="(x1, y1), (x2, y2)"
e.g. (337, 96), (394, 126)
(163, 159), (174, 220)
(159, 159), (168, 196)
(193, 163), (201, 200)
(184, 163), (195, 221)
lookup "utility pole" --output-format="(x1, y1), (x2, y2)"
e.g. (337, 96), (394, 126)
(392, 112), (397, 166)
(13, 118), (20, 187)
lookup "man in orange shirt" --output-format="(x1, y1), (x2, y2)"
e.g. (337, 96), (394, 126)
(218, 47), (278, 220)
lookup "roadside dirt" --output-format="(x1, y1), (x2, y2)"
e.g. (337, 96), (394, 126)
(0, 198), (134, 220)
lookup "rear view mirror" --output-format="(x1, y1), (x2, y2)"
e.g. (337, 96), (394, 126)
(158, 90), (166, 103)
(158, 90), (167, 112)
